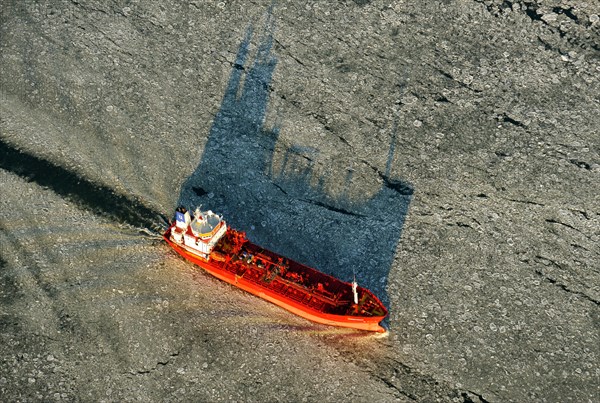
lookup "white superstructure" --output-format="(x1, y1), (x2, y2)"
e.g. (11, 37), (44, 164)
(170, 207), (227, 259)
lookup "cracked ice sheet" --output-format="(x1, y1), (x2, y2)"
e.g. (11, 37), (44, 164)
(1, 0), (599, 401)
(0, 169), (409, 401)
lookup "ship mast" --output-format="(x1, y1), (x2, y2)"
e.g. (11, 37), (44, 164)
(352, 274), (359, 305)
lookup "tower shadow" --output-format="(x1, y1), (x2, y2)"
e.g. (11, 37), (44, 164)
(177, 18), (413, 321)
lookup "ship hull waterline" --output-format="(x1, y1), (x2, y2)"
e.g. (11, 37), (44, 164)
(163, 228), (387, 333)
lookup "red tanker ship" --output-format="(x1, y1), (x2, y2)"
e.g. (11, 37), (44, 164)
(164, 206), (388, 332)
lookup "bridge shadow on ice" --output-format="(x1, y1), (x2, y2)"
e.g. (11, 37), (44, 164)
(177, 20), (412, 322)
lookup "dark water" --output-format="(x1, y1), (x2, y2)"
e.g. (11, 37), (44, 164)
(176, 13), (413, 317)
(0, 139), (166, 231)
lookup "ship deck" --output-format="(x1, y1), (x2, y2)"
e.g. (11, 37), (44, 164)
(164, 225), (388, 332)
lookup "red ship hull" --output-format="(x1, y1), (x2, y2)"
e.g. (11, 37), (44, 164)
(164, 225), (387, 333)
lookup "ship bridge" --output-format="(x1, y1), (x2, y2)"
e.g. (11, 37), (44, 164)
(191, 210), (223, 240)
